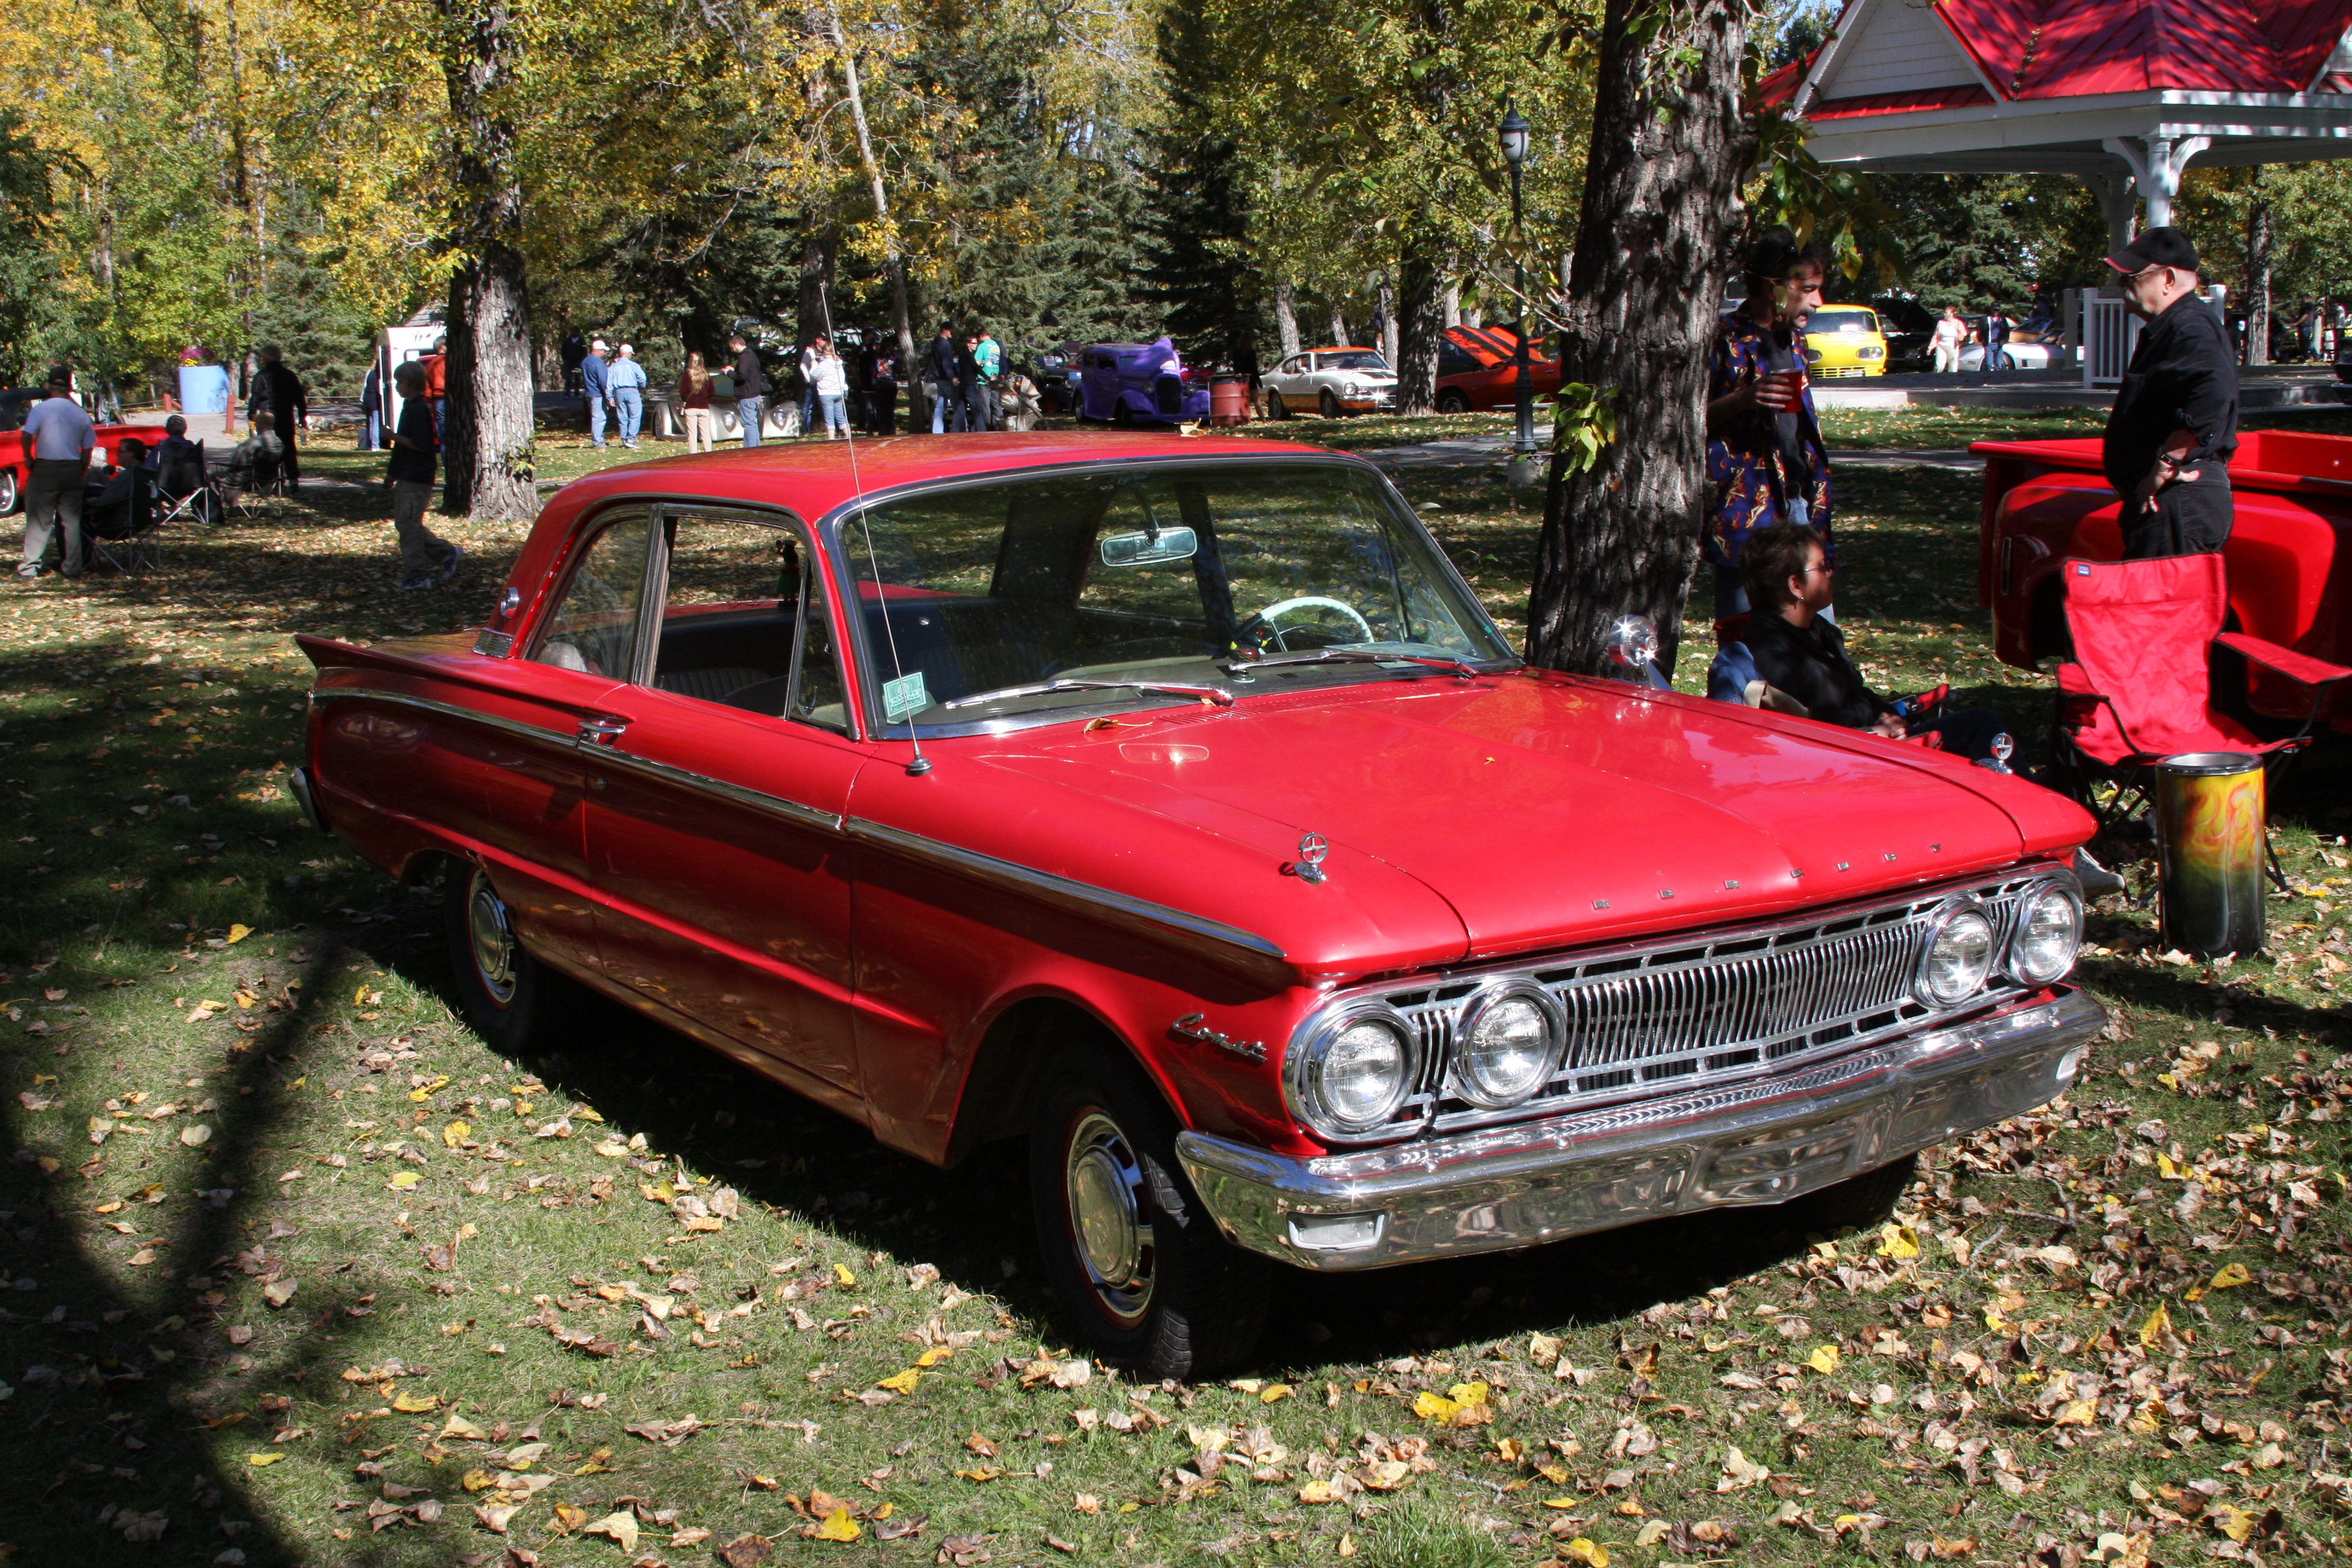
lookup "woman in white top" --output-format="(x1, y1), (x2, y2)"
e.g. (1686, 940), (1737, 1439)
(1930, 307), (1966, 374)
(811, 341), (852, 439)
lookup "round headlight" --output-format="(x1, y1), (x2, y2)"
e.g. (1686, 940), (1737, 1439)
(1287, 1005), (1420, 1140)
(1915, 900), (1996, 1007)
(1452, 985), (1564, 1108)
(2008, 879), (2083, 985)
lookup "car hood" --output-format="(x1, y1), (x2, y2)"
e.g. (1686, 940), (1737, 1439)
(972, 670), (2089, 969)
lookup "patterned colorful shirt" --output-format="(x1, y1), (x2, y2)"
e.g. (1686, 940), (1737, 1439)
(1705, 309), (1834, 567)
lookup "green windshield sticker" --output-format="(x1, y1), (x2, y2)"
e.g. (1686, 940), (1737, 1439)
(881, 670), (929, 723)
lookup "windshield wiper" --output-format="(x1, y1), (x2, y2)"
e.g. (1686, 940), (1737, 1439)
(1218, 649), (1493, 681)
(941, 678), (1236, 712)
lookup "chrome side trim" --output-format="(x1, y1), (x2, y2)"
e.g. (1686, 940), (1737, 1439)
(308, 687), (844, 834)
(844, 816), (1289, 967)
(287, 766), (327, 834)
(592, 745), (843, 834)
(1176, 986), (2105, 1271)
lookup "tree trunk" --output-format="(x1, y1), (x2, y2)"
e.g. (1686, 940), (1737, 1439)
(438, 0), (538, 520)
(444, 250), (537, 517)
(1524, 0), (1754, 678)
(1379, 276), (1399, 370)
(828, 4), (915, 431)
(1274, 281), (1300, 357)
(1444, 282), (1461, 328)
(797, 224), (837, 348)
(1328, 301), (1347, 347)
(2246, 191), (2272, 368)
(1395, 235), (1446, 416)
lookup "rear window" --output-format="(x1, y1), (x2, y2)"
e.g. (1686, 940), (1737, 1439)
(1810, 309), (1880, 333)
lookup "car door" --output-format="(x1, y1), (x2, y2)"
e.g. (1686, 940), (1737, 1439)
(575, 503), (870, 1106)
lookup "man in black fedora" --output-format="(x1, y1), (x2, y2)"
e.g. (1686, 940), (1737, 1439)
(2102, 226), (2238, 558)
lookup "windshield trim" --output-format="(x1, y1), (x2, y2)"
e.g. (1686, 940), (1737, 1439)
(813, 451), (1523, 738)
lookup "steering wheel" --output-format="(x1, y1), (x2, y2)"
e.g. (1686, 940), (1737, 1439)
(1236, 595), (1376, 653)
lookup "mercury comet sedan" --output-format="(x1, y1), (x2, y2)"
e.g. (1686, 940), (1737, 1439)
(296, 433), (2105, 1377)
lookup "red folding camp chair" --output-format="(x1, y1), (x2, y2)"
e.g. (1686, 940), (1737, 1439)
(2048, 555), (2351, 864)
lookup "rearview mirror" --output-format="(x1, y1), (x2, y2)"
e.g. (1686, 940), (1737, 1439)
(1099, 526), (1198, 567)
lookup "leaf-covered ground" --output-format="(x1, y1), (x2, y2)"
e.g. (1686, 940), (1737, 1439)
(1, 420), (2347, 1568)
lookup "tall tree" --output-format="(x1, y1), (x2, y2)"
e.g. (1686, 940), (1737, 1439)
(1523, 0), (1756, 677)
(435, 0), (537, 520)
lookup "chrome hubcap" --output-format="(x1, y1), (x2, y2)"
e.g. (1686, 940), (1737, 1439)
(465, 870), (518, 1007)
(1064, 1111), (1154, 1325)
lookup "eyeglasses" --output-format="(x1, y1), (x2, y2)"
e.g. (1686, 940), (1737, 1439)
(1798, 562), (1836, 577)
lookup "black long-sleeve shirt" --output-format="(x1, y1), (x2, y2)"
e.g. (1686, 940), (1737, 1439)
(2103, 292), (2238, 498)
(733, 347), (769, 399)
(1743, 610), (1890, 731)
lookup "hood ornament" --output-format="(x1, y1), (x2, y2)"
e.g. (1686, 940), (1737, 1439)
(1283, 832), (1328, 884)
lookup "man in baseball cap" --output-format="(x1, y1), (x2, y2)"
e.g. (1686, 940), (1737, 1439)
(2099, 226), (2238, 558)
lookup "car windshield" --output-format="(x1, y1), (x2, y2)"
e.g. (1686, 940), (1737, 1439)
(1317, 351), (1390, 371)
(1810, 309), (1878, 333)
(836, 462), (1516, 730)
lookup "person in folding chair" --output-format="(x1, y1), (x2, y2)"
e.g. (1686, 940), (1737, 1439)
(2047, 555), (2350, 862)
(84, 437), (162, 574)
(152, 416), (218, 530)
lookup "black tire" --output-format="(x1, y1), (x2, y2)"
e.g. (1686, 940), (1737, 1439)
(1267, 390), (1290, 420)
(1436, 390), (1471, 415)
(1318, 388), (1341, 419)
(1029, 1041), (1270, 1380)
(1777, 1152), (1919, 1237)
(444, 859), (573, 1056)
(0, 466), (16, 515)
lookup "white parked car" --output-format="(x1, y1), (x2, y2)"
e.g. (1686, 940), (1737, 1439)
(1264, 347), (1397, 419)
(1960, 339), (2055, 371)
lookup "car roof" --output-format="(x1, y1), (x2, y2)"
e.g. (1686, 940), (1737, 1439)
(542, 432), (1354, 527)
(1305, 346), (1380, 354)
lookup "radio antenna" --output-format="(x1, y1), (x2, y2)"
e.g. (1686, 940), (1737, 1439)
(817, 281), (931, 776)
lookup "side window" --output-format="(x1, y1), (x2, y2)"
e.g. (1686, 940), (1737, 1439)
(532, 514), (653, 680)
(649, 512), (848, 734)
(1437, 344), (1476, 376)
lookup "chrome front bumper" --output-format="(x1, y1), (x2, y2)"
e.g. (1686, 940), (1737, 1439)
(1175, 987), (2103, 1271)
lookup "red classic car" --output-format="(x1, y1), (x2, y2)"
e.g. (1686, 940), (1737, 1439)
(0, 396), (143, 514)
(1976, 430), (2352, 728)
(1434, 325), (1563, 414)
(297, 432), (2104, 1376)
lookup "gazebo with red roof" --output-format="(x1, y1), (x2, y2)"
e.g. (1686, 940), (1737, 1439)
(1763, 0), (2352, 246)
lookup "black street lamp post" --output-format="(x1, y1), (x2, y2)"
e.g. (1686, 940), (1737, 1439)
(1498, 105), (1535, 471)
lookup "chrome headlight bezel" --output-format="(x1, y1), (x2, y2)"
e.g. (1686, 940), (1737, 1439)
(1449, 981), (1567, 1109)
(1283, 1001), (1425, 1143)
(2005, 874), (2084, 986)
(1913, 896), (1997, 1008)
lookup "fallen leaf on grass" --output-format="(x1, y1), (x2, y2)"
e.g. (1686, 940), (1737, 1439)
(390, 1391), (440, 1413)
(1806, 1345), (1841, 1375)
(877, 1369), (921, 1395)
(178, 1123), (214, 1148)
(622, 1415), (705, 1446)
(387, 1171), (419, 1191)
(226, 923), (252, 943)
(1410, 1380), (1492, 1426)
(473, 1503), (521, 1534)
(2138, 1302), (2172, 1348)
(550, 1325), (619, 1357)
(714, 1535), (773, 1568)
(248, 1452), (284, 1466)
(1877, 1222), (1921, 1259)
(443, 1121), (472, 1148)
(2208, 1262), (2252, 1291)
(440, 1414), (488, 1440)
(261, 1279), (297, 1308)
(1717, 1448), (1770, 1491)
(1563, 1539), (1609, 1567)
(583, 1512), (640, 1552)
(803, 1508), (860, 1543)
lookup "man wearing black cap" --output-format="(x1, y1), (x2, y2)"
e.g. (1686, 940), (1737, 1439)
(2102, 226), (2238, 558)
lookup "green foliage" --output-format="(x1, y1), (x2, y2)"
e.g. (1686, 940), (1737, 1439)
(1864, 173), (2104, 310)
(1550, 380), (1619, 474)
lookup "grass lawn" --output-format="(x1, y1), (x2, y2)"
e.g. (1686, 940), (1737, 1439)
(2, 421), (2348, 1568)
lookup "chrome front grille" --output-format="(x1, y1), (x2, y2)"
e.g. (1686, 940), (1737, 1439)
(1370, 875), (2038, 1136)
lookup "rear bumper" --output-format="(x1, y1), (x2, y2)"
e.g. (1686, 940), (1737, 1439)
(289, 766), (328, 834)
(1175, 986), (2102, 1271)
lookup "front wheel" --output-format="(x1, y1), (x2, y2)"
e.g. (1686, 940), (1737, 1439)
(1318, 388), (1341, 419)
(1267, 390), (1290, 420)
(1029, 1042), (1270, 1380)
(1436, 390), (1471, 415)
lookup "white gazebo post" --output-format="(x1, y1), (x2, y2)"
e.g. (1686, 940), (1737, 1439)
(2102, 136), (2213, 231)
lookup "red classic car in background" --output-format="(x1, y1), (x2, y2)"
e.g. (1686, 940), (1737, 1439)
(1976, 430), (2352, 728)
(298, 432), (2103, 1376)
(0, 389), (141, 514)
(1434, 325), (1563, 414)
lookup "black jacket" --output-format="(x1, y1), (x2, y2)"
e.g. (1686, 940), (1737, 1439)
(1743, 611), (1889, 730)
(927, 336), (958, 384)
(253, 362), (305, 426)
(733, 347), (769, 399)
(2103, 292), (2238, 498)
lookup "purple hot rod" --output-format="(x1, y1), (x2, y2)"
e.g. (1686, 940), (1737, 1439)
(1075, 337), (1212, 425)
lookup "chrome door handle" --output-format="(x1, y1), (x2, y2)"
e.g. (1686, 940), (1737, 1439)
(576, 714), (630, 747)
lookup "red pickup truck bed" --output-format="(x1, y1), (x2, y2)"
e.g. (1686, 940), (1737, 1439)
(1973, 430), (2352, 731)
